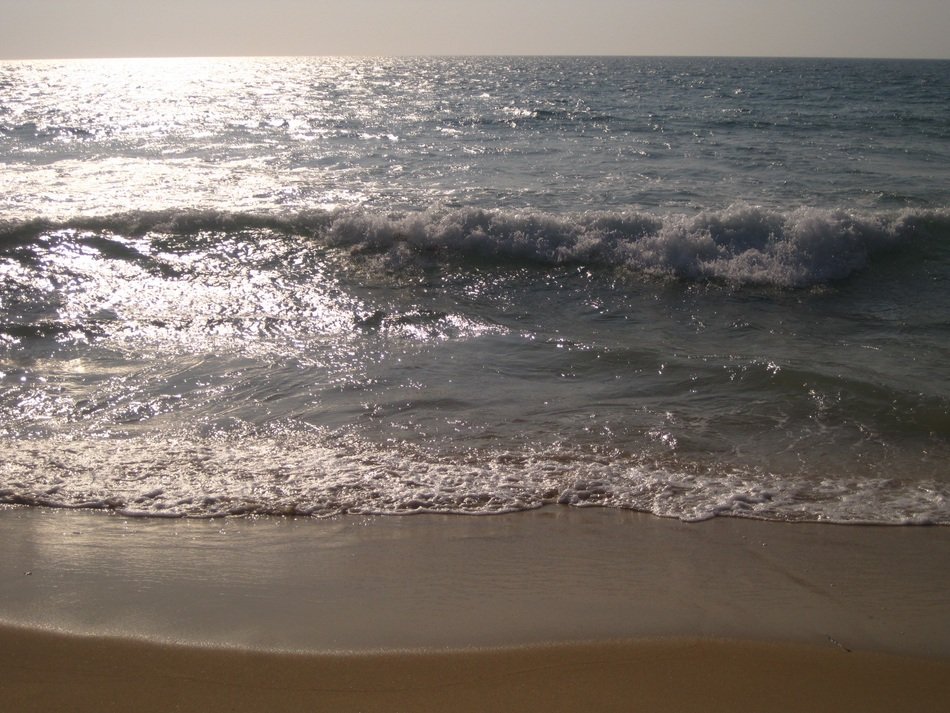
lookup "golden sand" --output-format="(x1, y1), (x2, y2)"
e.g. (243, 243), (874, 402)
(4, 625), (950, 713)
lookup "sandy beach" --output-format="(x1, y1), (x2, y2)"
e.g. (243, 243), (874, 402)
(2, 506), (949, 711)
(5, 624), (950, 713)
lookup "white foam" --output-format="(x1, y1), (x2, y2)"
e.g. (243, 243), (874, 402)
(2, 431), (948, 525)
(7, 204), (943, 288)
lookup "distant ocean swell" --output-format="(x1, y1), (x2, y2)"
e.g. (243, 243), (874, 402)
(3, 204), (948, 288)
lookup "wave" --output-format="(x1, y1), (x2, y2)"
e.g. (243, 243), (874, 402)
(2, 204), (948, 288)
(2, 433), (948, 524)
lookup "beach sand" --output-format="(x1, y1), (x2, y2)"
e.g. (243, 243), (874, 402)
(2, 506), (949, 711)
(5, 625), (950, 713)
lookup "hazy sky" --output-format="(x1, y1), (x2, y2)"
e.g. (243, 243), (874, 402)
(3, 0), (949, 59)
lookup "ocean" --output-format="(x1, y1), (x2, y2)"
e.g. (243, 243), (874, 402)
(1, 56), (948, 524)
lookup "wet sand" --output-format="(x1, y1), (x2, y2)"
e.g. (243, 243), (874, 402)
(2, 506), (949, 711)
(4, 624), (950, 713)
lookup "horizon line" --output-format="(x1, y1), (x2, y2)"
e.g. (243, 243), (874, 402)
(3, 52), (949, 62)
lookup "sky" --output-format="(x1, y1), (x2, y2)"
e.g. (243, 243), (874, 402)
(3, 0), (949, 60)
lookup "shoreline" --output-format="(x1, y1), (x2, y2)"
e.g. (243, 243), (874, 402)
(3, 505), (950, 710)
(3, 505), (949, 654)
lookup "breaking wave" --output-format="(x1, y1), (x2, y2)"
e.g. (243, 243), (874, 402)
(3, 204), (947, 288)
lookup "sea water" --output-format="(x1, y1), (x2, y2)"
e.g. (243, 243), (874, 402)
(1, 56), (948, 523)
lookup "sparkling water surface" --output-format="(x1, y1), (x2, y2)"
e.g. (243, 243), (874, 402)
(2, 57), (949, 522)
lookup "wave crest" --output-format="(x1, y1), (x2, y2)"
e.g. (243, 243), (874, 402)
(3, 205), (946, 288)
(327, 205), (947, 287)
